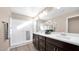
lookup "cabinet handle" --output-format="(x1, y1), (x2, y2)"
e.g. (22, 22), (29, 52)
(54, 48), (58, 51)
(54, 48), (56, 51)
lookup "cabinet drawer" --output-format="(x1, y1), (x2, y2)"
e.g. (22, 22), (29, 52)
(39, 39), (45, 44)
(38, 35), (45, 40)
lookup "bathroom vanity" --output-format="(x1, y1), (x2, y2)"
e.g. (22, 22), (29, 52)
(33, 32), (79, 51)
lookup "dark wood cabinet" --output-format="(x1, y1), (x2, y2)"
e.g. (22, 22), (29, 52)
(33, 34), (79, 51)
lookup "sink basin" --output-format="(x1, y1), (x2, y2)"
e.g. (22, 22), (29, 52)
(57, 33), (71, 39)
(60, 33), (67, 36)
(48, 32), (79, 41)
(58, 35), (70, 39)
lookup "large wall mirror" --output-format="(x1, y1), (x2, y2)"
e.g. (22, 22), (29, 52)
(67, 15), (79, 33)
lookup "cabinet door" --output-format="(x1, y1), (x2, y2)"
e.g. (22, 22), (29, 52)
(39, 39), (45, 47)
(33, 34), (39, 50)
(46, 42), (56, 51)
(39, 36), (46, 51)
(39, 40), (45, 51)
(35, 35), (39, 49)
(39, 45), (45, 51)
(33, 34), (36, 46)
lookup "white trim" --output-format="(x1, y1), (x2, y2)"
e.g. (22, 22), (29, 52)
(66, 18), (68, 32)
(66, 15), (79, 33)
(9, 41), (32, 50)
(67, 15), (79, 19)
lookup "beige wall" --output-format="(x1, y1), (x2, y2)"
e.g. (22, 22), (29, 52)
(0, 8), (11, 50)
(53, 10), (79, 32)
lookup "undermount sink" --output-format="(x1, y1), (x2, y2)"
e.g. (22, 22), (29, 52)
(60, 33), (67, 36)
(57, 33), (71, 39)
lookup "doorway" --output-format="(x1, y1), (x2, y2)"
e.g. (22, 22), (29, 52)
(10, 18), (33, 47)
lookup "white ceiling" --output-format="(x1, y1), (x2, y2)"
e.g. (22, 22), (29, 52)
(11, 7), (79, 20)
(39, 7), (79, 20)
(11, 7), (45, 17)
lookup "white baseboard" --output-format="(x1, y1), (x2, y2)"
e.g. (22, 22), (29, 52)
(8, 41), (32, 50)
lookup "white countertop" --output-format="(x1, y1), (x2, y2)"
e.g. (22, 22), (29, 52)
(34, 32), (79, 46)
